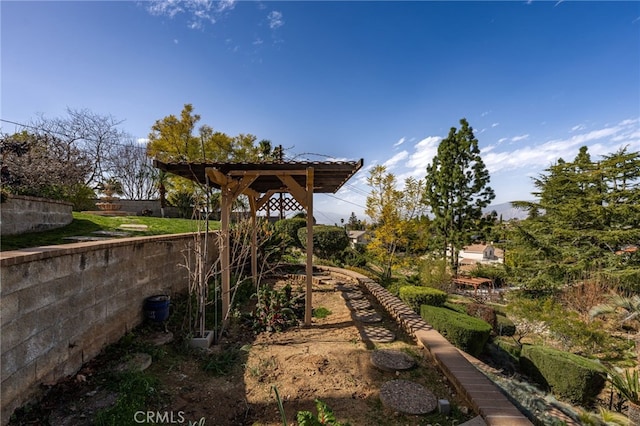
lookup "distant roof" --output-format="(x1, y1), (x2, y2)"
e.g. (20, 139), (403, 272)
(462, 244), (492, 253)
(153, 159), (364, 194)
(348, 230), (368, 238)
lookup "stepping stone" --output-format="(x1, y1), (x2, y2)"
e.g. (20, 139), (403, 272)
(379, 380), (437, 415)
(116, 352), (152, 372)
(144, 331), (174, 346)
(118, 224), (148, 230)
(346, 299), (371, 311)
(361, 325), (395, 343)
(353, 309), (382, 323)
(341, 290), (364, 300)
(370, 349), (416, 372)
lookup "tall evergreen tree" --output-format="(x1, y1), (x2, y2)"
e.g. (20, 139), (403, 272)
(511, 146), (640, 292)
(424, 118), (495, 275)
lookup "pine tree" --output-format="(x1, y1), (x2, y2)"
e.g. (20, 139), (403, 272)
(511, 146), (640, 292)
(424, 118), (495, 275)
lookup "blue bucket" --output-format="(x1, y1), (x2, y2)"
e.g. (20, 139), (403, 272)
(144, 295), (170, 322)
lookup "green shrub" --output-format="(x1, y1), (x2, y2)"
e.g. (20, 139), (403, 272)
(443, 301), (469, 314)
(399, 286), (447, 312)
(494, 337), (522, 360)
(274, 218), (307, 247)
(298, 225), (349, 260)
(420, 305), (492, 357)
(519, 345), (606, 405)
(495, 314), (516, 336)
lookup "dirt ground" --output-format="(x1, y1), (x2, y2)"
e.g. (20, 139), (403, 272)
(9, 278), (473, 426)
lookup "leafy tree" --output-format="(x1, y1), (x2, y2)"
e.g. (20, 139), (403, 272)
(365, 165), (429, 281)
(424, 118), (495, 275)
(147, 104), (266, 164)
(0, 131), (94, 208)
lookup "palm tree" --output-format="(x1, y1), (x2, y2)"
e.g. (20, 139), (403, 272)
(590, 294), (640, 364)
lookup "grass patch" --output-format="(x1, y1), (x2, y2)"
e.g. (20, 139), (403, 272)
(94, 371), (164, 426)
(312, 307), (332, 319)
(201, 346), (245, 376)
(1, 212), (220, 251)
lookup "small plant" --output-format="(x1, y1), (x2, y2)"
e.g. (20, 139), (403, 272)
(272, 385), (349, 426)
(297, 399), (349, 426)
(201, 347), (242, 376)
(251, 284), (304, 333)
(607, 367), (639, 404)
(313, 307), (332, 319)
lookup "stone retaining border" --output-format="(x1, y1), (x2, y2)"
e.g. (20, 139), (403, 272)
(318, 266), (533, 426)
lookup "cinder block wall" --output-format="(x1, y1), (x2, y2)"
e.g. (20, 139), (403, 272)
(0, 195), (73, 235)
(0, 233), (219, 424)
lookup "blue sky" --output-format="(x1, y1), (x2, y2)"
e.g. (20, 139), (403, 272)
(2, 1), (639, 224)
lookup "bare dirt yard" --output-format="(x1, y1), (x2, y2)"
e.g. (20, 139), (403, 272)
(9, 276), (474, 426)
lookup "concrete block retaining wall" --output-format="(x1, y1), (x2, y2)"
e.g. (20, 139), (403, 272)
(0, 233), (219, 424)
(0, 195), (73, 235)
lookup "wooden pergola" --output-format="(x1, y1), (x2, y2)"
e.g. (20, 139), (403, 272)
(153, 159), (363, 326)
(452, 276), (494, 296)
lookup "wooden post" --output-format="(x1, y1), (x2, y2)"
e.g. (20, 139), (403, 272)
(305, 167), (314, 326)
(249, 197), (258, 287)
(220, 187), (231, 325)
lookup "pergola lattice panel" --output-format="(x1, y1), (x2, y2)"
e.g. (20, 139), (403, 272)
(258, 195), (303, 213)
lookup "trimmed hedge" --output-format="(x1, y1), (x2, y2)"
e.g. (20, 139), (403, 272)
(420, 305), (492, 357)
(399, 286), (447, 312)
(495, 314), (516, 337)
(298, 225), (349, 260)
(494, 337), (522, 361)
(519, 345), (606, 405)
(443, 301), (468, 314)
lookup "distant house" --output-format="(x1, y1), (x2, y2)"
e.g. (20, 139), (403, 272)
(348, 230), (370, 248)
(459, 243), (504, 265)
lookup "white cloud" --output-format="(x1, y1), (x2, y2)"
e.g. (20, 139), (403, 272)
(498, 137), (508, 143)
(268, 11), (284, 29)
(482, 119), (639, 174)
(146, 0), (236, 29)
(571, 124), (586, 132)
(481, 110), (491, 117)
(406, 136), (441, 170)
(511, 134), (529, 142)
(492, 122), (499, 128)
(383, 150), (409, 170)
(253, 38), (263, 45)
(393, 137), (405, 147)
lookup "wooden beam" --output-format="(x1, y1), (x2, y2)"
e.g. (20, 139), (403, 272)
(205, 168), (230, 187)
(255, 189), (277, 211)
(229, 174), (258, 199)
(277, 174), (308, 210)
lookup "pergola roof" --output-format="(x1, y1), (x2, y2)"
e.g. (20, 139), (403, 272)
(153, 159), (364, 194)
